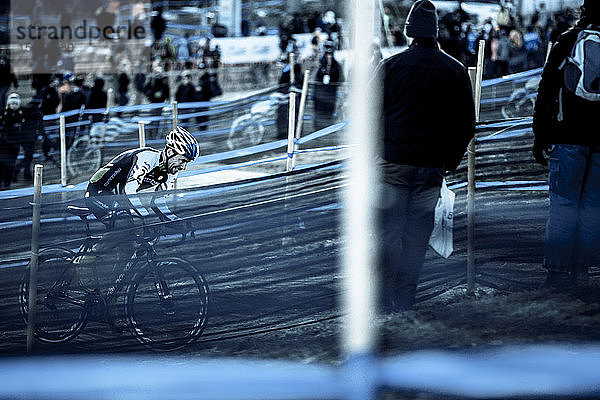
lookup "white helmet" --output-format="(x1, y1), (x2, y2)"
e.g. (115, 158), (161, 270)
(166, 126), (200, 161)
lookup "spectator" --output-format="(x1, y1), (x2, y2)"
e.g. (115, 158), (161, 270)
(86, 77), (108, 121)
(508, 29), (527, 73)
(58, 73), (86, 147)
(307, 11), (322, 34)
(57, 73), (86, 113)
(311, 28), (324, 62)
(200, 37), (215, 69)
(0, 57), (18, 111)
(291, 13), (306, 34)
(117, 68), (130, 107)
(313, 44), (344, 131)
(177, 34), (191, 67)
(374, 0), (475, 313)
(0, 93), (26, 189)
(133, 61), (148, 105)
(151, 6), (166, 42)
(279, 16), (294, 56)
(13, 97), (42, 183)
(276, 56), (303, 140)
(523, 24), (542, 68)
(532, 0), (600, 290)
(197, 67), (222, 131)
(143, 65), (170, 138)
(495, 29), (510, 77)
(39, 77), (60, 160)
(143, 66), (170, 104)
(175, 70), (197, 103)
(40, 77), (60, 116)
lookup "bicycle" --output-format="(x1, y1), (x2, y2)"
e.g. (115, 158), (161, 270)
(227, 92), (287, 150)
(67, 115), (137, 179)
(501, 76), (541, 119)
(19, 205), (210, 351)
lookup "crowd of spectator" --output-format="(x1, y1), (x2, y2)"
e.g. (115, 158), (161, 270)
(438, 4), (578, 78)
(0, 3), (585, 190)
(382, 2), (579, 79)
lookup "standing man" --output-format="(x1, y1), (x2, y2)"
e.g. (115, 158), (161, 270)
(376, 0), (475, 313)
(532, 0), (600, 289)
(313, 43), (344, 131)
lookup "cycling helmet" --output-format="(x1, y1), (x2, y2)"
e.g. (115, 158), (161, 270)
(166, 126), (200, 161)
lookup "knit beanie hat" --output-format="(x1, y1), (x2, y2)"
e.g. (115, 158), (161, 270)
(405, 0), (438, 39)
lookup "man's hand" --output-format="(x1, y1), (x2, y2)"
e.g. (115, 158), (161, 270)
(533, 142), (549, 166)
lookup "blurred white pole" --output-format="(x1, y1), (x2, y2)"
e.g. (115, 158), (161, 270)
(289, 52), (295, 86)
(173, 101), (178, 129)
(475, 40), (484, 118)
(106, 88), (113, 113)
(27, 164), (43, 353)
(286, 92), (297, 172)
(292, 70), (311, 170)
(343, 0), (377, 378)
(341, 0), (379, 396)
(138, 121), (146, 148)
(59, 115), (67, 187)
(466, 40), (485, 295)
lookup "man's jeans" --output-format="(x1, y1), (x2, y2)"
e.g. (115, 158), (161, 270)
(545, 144), (600, 272)
(378, 164), (442, 312)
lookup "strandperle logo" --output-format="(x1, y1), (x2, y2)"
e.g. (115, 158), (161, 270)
(14, 20), (147, 43)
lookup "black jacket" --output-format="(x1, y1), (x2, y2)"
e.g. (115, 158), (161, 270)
(378, 41), (475, 171)
(532, 21), (600, 148)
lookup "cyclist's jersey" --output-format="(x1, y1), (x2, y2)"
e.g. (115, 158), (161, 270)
(86, 147), (176, 196)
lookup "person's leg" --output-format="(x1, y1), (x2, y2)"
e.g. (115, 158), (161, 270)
(572, 146), (600, 284)
(378, 180), (410, 313)
(395, 168), (441, 308)
(543, 144), (588, 287)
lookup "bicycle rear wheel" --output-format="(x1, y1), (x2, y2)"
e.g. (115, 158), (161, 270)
(19, 248), (87, 343)
(126, 257), (209, 351)
(227, 115), (264, 150)
(67, 136), (102, 179)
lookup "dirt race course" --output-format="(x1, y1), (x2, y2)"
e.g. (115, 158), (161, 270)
(1, 124), (600, 399)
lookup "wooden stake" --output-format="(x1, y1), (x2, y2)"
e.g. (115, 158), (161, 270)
(286, 91), (297, 172)
(59, 115), (67, 186)
(26, 164), (43, 353)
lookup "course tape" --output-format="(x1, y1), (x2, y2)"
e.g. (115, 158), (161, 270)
(0, 345), (599, 399)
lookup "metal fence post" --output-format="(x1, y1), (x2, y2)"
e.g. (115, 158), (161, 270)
(26, 164), (44, 353)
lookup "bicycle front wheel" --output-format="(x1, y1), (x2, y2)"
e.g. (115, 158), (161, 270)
(19, 248), (87, 343)
(126, 257), (209, 351)
(67, 137), (102, 179)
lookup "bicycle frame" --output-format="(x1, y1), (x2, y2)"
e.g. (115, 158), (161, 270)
(63, 209), (160, 306)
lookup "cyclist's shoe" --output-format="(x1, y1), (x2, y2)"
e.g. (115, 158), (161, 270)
(73, 253), (98, 265)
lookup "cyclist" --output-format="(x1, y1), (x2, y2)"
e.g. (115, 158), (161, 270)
(84, 125), (199, 222)
(74, 126), (199, 328)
